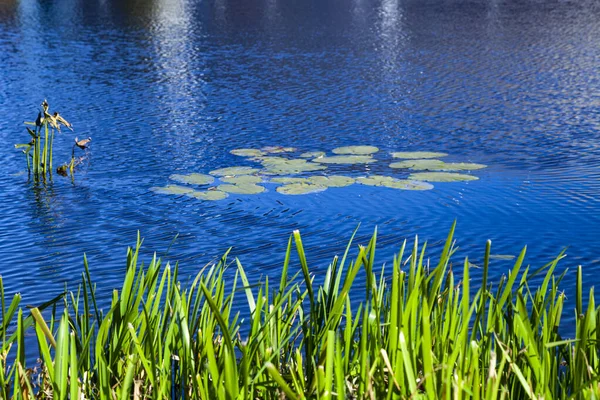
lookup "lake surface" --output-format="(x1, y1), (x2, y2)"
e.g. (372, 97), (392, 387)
(1, 0), (600, 329)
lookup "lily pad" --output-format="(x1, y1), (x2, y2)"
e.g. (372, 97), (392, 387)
(389, 159), (447, 170)
(391, 160), (487, 171)
(230, 148), (265, 157)
(357, 176), (433, 190)
(217, 184), (266, 194)
(209, 167), (261, 176)
(356, 176), (399, 186)
(187, 190), (229, 201)
(221, 175), (263, 184)
(151, 185), (194, 195)
(384, 180), (434, 190)
(259, 157), (327, 175)
(271, 177), (311, 184)
(332, 146), (379, 155)
(169, 173), (215, 185)
(308, 175), (355, 187)
(391, 151), (448, 159)
(299, 151), (326, 159)
(262, 146), (297, 154)
(314, 155), (376, 164)
(276, 183), (328, 195)
(408, 172), (479, 182)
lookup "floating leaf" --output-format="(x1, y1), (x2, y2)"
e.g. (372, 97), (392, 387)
(151, 185), (194, 195)
(389, 159), (447, 170)
(390, 160), (487, 171)
(209, 167), (261, 176)
(314, 155), (376, 164)
(218, 184), (266, 194)
(259, 157), (327, 175)
(221, 175), (263, 184)
(408, 172), (479, 182)
(357, 176), (433, 190)
(391, 151), (448, 159)
(385, 180), (434, 190)
(356, 176), (400, 186)
(262, 146), (297, 154)
(169, 173), (215, 185)
(271, 177), (311, 184)
(490, 254), (516, 260)
(299, 151), (325, 159)
(332, 146), (379, 155)
(308, 175), (355, 187)
(187, 190), (229, 201)
(276, 183), (328, 195)
(231, 148), (265, 157)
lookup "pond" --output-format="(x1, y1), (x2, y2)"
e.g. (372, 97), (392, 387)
(1, 0), (600, 332)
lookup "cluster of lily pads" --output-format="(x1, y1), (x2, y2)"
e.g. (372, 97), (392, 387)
(150, 146), (486, 201)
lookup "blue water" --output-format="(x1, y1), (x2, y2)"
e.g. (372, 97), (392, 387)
(1, 0), (600, 331)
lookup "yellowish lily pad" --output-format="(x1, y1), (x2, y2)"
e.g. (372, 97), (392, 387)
(391, 151), (448, 159)
(169, 173), (215, 185)
(308, 175), (355, 187)
(217, 184), (266, 194)
(408, 172), (479, 182)
(221, 175), (263, 184)
(314, 155), (376, 164)
(276, 183), (328, 195)
(299, 151), (325, 158)
(332, 146), (379, 155)
(151, 185), (194, 195)
(209, 167), (261, 176)
(187, 190), (229, 201)
(230, 148), (266, 157)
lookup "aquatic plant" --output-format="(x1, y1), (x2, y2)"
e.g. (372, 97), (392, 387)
(276, 182), (328, 195)
(170, 173), (215, 185)
(390, 159), (487, 171)
(187, 190), (229, 201)
(15, 100), (74, 179)
(1, 225), (599, 398)
(332, 145), (379, 155)
(209, 167), (261, 176)
(391, 151), (448, 159)
(408, 172), (479, 182)
(314, 155), (377, 164)
(218, 183), (266, 194)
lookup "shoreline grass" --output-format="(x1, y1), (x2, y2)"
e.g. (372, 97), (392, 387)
(1, 224), (598, 399)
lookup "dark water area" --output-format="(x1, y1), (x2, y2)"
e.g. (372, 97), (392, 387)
(1, 0), (600, 334)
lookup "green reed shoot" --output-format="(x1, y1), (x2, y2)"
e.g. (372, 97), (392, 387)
(1, 225), (600, 398)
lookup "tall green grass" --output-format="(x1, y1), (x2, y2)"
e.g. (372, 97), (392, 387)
(1, 224), (599, 399)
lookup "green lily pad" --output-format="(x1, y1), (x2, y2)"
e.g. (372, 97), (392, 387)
(332, 146), (379, 155)
(276, 183), (328, 195)
(356, 176), (399, 186)
(357, 176), (433, 190)
(187, 190), (229, 201)
(221, 175), (263, 184)
(217, 184), (266, 194)
(259, 157), (327, 175)
(151, 185), (194, 195)
(230, 148), (266, 157)
(391, 152), (448, 159)
(169, 173), (215, 185)
(262, 146), (297, 153)
(389, 159), (447, 170)
(408, 172), (479, 182)
(384, 180), (434, 190)
(299, 151), (326, 159)
(314, 155), (376, 164)
(271, 177), (311, 184)
(391, 160), (487, 171)
(209, 167), (261, 176)
(308, 175), (355, 187)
